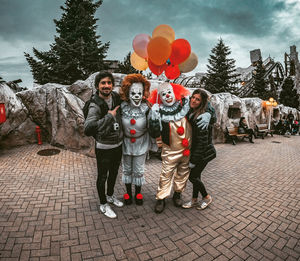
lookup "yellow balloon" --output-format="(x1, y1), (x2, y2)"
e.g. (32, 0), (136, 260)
(178, 51), (198, 73)
(130, 52), (148, 70)
(152, 24), (175, 43)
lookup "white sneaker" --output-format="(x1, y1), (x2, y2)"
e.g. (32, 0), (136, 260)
(182, 200), (199, 209)
(197, 195), (212, 210)
(99, 203), (117, 219)
(106, 195), (124, 207)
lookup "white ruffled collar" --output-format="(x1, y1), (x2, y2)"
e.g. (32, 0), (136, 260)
(121, 101), (149, 118)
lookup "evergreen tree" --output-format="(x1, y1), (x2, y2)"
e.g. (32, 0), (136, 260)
(251, 58), (269, 99)
(279, 77), (299, 108)
(203, 39), (240, 94)
(24, 0), (109, 85)
(117, 52), (141, 74)
(268, 75), (278, 101)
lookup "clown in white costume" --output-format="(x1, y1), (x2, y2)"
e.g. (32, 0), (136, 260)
(119, 74), (152, 206)
(148, 82), (212, 213)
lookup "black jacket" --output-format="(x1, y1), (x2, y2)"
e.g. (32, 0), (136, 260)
(188, 104), (216, 165)
(84, 91), (123, 145)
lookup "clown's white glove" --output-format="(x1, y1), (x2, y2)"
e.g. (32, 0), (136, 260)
(196, 112), (211, 129)
(151, 103), (160, 120)
(189, 162), (196, 169)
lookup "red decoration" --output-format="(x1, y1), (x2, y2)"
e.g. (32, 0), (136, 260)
(177, 126), (184, 135)
(124, 193), (130, 200)
(182, 138), (189, 147)
(130, 129), (136, 135)
(136, 193), (143, 199)
(183, 149), (190, 157)
(35, 126), (42, 145)
(147, 83), (190, 105)
(130, 119), (136, 125)
(164, 64), (180, 79)
(169, 39), (191, 65)
(148, 59), (167, 76)
(0, 103), (6, 123)
(131, 138), (136, 143)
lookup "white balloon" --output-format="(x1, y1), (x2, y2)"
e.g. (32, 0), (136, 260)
(178, 52), (198, 73)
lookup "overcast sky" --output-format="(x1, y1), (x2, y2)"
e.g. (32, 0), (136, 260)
(1, 0), (300, 88)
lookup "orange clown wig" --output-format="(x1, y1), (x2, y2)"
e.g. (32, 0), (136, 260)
(119, 74), (150, 102)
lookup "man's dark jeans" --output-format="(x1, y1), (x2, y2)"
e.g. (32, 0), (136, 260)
(95, 145), (122, 204)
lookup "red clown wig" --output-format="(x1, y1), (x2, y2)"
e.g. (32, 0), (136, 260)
(148, 83), (190, 105)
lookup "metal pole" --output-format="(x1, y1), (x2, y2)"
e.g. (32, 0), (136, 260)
(268, 106), (271, 130)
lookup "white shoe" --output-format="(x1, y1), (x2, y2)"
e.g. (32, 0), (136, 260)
(99, 203), (117, 219)
(106, 195), (124, 207)
(197, 195), (212, 210)
(182, 200), (198, 209)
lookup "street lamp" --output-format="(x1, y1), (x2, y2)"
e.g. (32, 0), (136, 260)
(265, 98), (278, 130)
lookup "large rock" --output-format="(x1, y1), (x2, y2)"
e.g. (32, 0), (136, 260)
(0, 83), (36, 148)
(16, 83), (94, 155)
(1, 72), (300, 154)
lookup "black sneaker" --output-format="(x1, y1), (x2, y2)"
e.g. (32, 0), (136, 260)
(154, 199), (165, 213)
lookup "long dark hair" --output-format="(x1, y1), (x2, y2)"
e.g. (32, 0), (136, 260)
(191, 89), (208, 119)
(239, 117), (245, 126)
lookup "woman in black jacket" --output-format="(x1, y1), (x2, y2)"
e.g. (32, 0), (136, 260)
(182, 89), (216, 210)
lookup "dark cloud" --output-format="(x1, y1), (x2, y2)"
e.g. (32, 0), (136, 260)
(0, 0), (62, 41)
(0, 0), (299, 87)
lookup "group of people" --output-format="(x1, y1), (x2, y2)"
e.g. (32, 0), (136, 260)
(84, 72), (216, 219)
(274, 111), (299, 135)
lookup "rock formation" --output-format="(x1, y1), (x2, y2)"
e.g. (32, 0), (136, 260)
(1, 73), (299, 155)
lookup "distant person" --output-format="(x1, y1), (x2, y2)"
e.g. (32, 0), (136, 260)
(84, 72), (124, 219)
(275, 119), (285, 135)
(238, 117), (255, 143)
(287, 110), (295, 134)
(182, 89), (216, 210)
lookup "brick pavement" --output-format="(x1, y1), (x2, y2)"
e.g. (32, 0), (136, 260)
(0, 135), (299, 260)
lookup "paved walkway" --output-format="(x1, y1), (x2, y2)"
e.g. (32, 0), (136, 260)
(0, 135), (299, 261)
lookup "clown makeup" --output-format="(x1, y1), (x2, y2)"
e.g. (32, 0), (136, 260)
(160, 84), (175, 106)
(129, 82), (143, 107)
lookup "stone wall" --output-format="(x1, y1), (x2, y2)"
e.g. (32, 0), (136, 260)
(1, 73), (299, 155)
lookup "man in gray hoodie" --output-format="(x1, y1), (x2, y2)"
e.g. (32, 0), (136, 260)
(84, 71), (124, 218)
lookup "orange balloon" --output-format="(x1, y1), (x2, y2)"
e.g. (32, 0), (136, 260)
(147, 37), (171, 65)
(130, 52), (148, 70)
(152, 24), (175, 43)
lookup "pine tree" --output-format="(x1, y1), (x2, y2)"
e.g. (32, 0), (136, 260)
(117, 52), (141, 74)
(203, 39), (240, 94)
(279, 77), (299, 108)
(24, 0), (109, 85)
(251, 58), (269, 99)
(268, 75), (278, 101)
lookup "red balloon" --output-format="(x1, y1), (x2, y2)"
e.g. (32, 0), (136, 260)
(169, 39), (191, 65)
(165, 64), (180, 79)
(148, 59), (167, 76)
